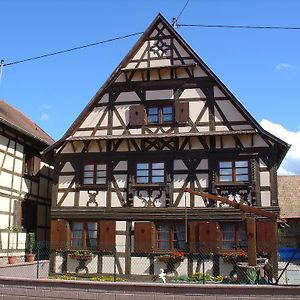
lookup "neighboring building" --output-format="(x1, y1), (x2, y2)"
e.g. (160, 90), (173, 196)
(0, 100), (54, 257)
(278, 176), (300, 249)
(46, 14), (289, 278)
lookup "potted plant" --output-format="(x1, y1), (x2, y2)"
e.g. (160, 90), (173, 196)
(69, 250), (94, 261)
(222, 250), (248, 264)
(158, 251), (185, 263)
(6, 226), (23, 264)
(25, 232), (36, 262)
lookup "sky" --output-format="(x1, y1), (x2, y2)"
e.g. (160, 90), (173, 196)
(0, 0), (299, 174)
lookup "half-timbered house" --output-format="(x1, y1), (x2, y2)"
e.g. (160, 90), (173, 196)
(46, 14), (289, 278)
(0, 100), (53, 257)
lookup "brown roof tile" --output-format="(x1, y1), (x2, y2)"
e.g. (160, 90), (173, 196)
(0, 100), (54, 145)
(278, 175), (300, 218)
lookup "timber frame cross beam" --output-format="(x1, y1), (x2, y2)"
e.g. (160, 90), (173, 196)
(184, 188), (284, 222)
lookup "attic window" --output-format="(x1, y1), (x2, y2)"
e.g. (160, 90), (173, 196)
(219, 160), (249, 183)
(83, 163), (106, 185)
(147, 106), (173, 124)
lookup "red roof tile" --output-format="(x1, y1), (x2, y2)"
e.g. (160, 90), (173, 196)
(0, 100), (54, 145)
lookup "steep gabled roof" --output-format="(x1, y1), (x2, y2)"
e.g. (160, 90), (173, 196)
(43, 13), (289, 163)
(0, 99), (54, 145)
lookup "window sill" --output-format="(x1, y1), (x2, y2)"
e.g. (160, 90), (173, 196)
(216, 182), (251, 188)
(132, 183), (165, 189)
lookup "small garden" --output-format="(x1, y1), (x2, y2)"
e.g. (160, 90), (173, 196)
(172, 272), (223, 283)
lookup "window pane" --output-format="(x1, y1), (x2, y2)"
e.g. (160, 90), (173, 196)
(152, 163), (164, 169)
(87, 239), (97, 248)
(136, 176), (149, 183)
(83, 178), (94, 185)
(220, 169), (232, 175)
(220, 175), (232, 182)
(84, 164), (94, 171)
(235, 161), (248, 167)
(137, 163), (149, 170)
(137, 170), (149, 177)
(96, 171), (106, 177)
(236, 175), (249, 181)
(220, 161), (232, 168)
(222, 224), (235, 249)
(72, 231), (82, 239)
(148, 115), (158, 123)
(96, 164), (106, 170)
(174, 224), (186, 250)
(87, 223), (97, 230)
(84, 171), (94, 177)
(235, 168), (248, 175)
(96, 178), (106, 184)
(158, 224), (170, 250)
(163, 107), (172, 114)
(152, 169), (164, 176)
(152, 176), (164, 183)
(72, 223), (83, 230)
(71, 240), (82, 247)
(148, 107), (158, 115)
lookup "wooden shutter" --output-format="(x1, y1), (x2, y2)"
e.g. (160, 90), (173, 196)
(33, 156), (41, 175)
(50, 219), (69, 250)
(134, 222), (153, 253)
(99, 220), (116, 252)
(129, 105), (145, 126)
(175, 102), (189, 124)
(188, 222), (199, 253)
(199, 222), (219, 254)
(256, 221), (277, 253)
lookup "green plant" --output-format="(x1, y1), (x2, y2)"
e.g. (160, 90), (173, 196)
(222, 250), (247, 259)
(246, 270), (258, 284)
(27, 232), (35, 253)
(69, 249), (94, 257)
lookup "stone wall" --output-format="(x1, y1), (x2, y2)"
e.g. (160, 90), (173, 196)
(0, 277), (299, 300)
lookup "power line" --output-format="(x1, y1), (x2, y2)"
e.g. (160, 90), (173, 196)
(3, 31), (144, 67)
(176, 0), (190, 22)
(177, 24), (300, 30)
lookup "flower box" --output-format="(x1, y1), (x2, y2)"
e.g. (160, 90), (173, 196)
(158, 256), (184, 263)
(69, 250), (94, 261)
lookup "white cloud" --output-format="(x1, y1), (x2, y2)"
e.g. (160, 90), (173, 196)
(41, 104), (51, 110)
(40, 113), (49, 120)
(275, 63), (292, 71)
(260, 119), (300, 175)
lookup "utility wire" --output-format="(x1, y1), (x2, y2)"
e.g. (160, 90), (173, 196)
(176, 0), (190, 23)
(3, 31), (144, 67)
(177, 24), (300, 30)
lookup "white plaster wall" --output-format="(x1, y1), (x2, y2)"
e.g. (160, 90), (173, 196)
(175, 192), (191, 207)
(174, 160), (187, 171)
(132, 41), (147, 60)
(253, 135), (268, 147)
(98, 93), (109, 103)
(261, 191), (271, 206)
(131, 257), (150, 275)
(194, 66), (207, 77)
(58, 176), (75, 189)
(260, 171), (270, 187)
(196, 174), (208, 189)
(214, 86), (226, 97)
(73, 130), (93, 137)
(116, 91), (140, 102)
(1, 172), (12, 189)
(114, 161), (127, 171)
(0, 214), (9, 229)
(111, 192), (125, 207)
(146, 90), (174, 100)
(114, 174), (127, 189)
(216, 100), (245, 122)
(59, 192), (74, 207)
(79, 107), (107, 128)
(190, 138), (204, 150)
(3, 155), (13, 170)
(173, 174), (187, 188)
(78, 190), (106, 207)
(180, 88), (206, 99)
(12, 176), (22, 191)
(116, 221), (126, 231)
(197, 159), (208, 170)
(116, 235), (126, 252)
(67, 256), (98, 274)
(55, 254), (63, 273)
(60, 143), (74, 154)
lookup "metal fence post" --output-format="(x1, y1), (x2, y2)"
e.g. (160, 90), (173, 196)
(36, 242), (40, 279)
(114, 245), (116, 282)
